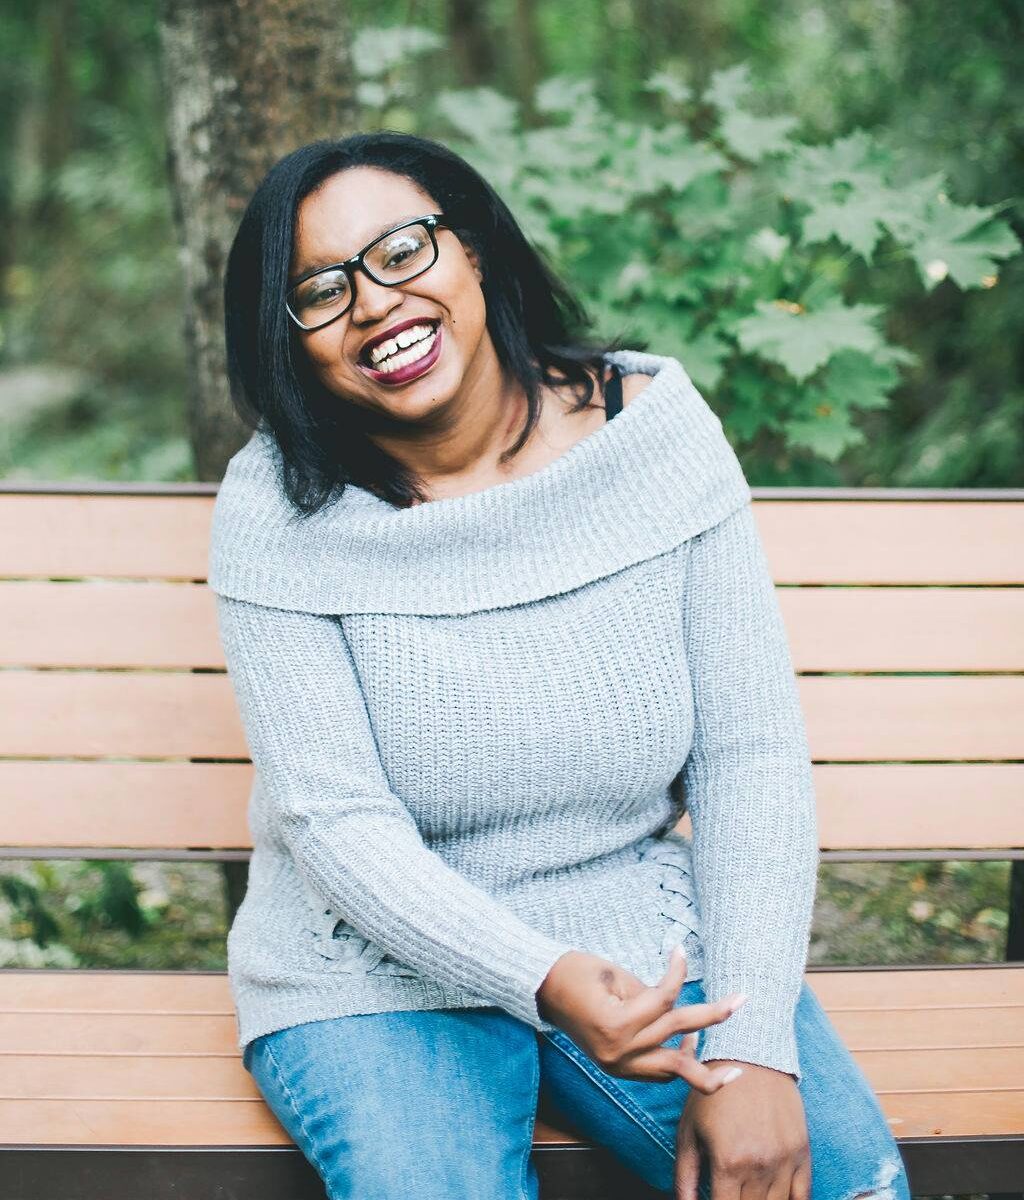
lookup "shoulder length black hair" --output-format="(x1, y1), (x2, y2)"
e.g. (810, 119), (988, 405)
(223, 129), (643, 516)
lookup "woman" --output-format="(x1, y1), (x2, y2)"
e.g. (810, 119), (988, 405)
(209, 130), (910, 1200)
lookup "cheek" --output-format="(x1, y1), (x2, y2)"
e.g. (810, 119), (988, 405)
(302, 334), (347, 383)
(442, 264), (486, 337)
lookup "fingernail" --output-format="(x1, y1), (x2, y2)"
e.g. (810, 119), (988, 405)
(721, 1067), (743, 1084)
(729, 992), (748, 1012)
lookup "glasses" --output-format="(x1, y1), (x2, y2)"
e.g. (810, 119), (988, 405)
(285, 213), (449, 332)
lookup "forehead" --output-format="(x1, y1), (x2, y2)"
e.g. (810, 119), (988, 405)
(291, 167), (439, 273)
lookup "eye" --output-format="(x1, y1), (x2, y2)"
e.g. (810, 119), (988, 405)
(383, 242), (417, 268)
(310, 284), (344, 305)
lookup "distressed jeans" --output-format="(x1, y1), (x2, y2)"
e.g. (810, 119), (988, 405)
(243, 977), (912, 1200)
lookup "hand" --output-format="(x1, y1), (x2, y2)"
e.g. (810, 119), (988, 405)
(536, 944), (749, 1090)
(675, 1061), (810, 1200)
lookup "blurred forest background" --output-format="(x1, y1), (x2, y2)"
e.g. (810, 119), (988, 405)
(0, 1), (1021, 985)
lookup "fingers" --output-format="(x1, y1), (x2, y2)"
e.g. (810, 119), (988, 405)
(638, 990), (748, 1051)
(790, 1157), (811, 1200)
(618, 944), (690, 1030)
(674, 1116), (701, 1200)
(614, 1040), (744, 1092)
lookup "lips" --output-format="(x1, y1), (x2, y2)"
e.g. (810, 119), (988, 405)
(358, 317), (440, 366)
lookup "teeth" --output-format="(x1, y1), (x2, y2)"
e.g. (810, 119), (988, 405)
(368, 323), (435, 366)
(370, 327), (438, 374)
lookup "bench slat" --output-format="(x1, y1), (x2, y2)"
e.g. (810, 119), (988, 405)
(4, 672), (1022, 760)
(4, 582), (1023, 671)
(4, 1047), (1021, 1100)
(2, 495), (1022, 584)
(2, 763), (1021, 855)
(2, 1092), (1022, 1144)
(3, 965), (1019, 1009)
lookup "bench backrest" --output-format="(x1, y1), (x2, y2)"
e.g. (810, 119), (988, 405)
(1, 484), (1022, 880)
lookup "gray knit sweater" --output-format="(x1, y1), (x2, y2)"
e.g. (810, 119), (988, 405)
(207, 348), (819, 1078)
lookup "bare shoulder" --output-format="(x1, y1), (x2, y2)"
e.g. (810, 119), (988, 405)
(619, 371), (653, 408)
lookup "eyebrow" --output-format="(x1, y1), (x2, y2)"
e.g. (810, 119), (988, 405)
(290, 214), (426, 283)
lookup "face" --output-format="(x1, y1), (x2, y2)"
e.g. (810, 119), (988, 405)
(288, 166), (491, 425)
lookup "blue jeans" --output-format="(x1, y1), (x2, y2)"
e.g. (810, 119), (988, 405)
(243, 978), (911, 1200)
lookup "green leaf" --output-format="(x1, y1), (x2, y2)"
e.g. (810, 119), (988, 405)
(904, 206), (1021, 290)
(735, 297), (886, 382)
(643, 71), (693, 106)
(435, 88), (520, 143)
(779, 129), (891, 198)
(786, 404), (866, 462)
(351, 25), (443, 77)
(718, 111), (799, 162)
(820, 350), (901, 412)
(637, 142), (728, 194)
(704, 64), (753, 114)
(677, 327), (731, 393)
(801, 193), (892, 259)
(535, 75), (600, 118)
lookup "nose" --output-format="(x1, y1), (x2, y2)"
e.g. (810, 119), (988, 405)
(349, 268), (403, 327)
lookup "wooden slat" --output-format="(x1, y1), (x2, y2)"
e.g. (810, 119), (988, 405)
(3, 967), (1017, 1021)
(0, 495), (213, 579)
(754, 501), (1024, 584)
(0, 673), (240, 758)
(3, 672), (1022, 760)
(5, 581), (1023, 671)
(3, 762), (1020, 852)
(778, 587), (1024, 672)
(2, 495), (1022, 585)
(6, 1047), (1020, 1100)
(0, 969), (1020, 1144)
(0, 582), (221, 669)
(799, 676), (1023, 760)
(0, 762), (253, 849)
(811, 763), (1023, 851)
(2, 1090), (1021, 1144)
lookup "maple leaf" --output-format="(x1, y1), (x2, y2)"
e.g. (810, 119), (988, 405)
(735, 297), (886, 382)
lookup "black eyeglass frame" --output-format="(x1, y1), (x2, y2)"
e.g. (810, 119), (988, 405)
(285, 212), (450, 332)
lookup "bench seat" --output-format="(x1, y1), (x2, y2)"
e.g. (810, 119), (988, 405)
(2, 965), (1023, 1196)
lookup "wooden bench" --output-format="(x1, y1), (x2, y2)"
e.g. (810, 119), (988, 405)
(1, 481), (1022, 1199)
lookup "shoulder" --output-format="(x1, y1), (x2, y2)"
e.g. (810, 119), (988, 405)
(601, 364), (654, 410)
(619, 371), (653, 409)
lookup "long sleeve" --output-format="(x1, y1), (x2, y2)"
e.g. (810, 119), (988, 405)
(680, 501), (819, 1079)
(216, 592), (577, 1030)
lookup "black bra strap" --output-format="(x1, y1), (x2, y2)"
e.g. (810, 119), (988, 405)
(603, 364), (623, 420)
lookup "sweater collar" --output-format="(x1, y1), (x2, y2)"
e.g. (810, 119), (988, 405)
(207, 349), (751, 615)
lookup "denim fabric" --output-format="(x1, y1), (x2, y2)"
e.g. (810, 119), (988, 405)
(244, 978), (911, 1200)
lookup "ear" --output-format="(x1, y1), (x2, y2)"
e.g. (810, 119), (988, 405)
(460, 238), (483, 283)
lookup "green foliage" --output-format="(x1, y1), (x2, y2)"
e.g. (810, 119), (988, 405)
(0, 859), (228, 970)
(410, 57), (1020, 472)
(346, 24), (1021, 477)
(810, 860), (1012, 967)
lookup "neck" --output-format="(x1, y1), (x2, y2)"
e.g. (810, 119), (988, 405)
(360, 338), (530, 498)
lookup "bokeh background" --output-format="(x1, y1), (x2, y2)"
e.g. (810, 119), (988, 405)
(1, 0), (1021, 1064)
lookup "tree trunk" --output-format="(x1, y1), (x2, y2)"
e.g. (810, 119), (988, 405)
(512, 0), (543, 120)
(446, 0), (496, 88)
(158, 0), (358, 481)
(159, 0), (358, 920)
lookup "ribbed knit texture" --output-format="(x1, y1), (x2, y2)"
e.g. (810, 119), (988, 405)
(208, 349), (819, 1078)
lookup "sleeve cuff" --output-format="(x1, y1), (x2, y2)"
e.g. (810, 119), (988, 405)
(697, 982), (802, 1080)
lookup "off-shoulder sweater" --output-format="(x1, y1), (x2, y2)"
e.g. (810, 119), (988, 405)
(207, 348), (819, 1078)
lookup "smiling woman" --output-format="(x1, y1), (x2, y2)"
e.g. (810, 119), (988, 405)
(223, 132), (634, 514)
(214, 131), (912, 1200)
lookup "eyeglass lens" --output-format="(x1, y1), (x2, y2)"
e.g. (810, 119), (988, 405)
(289, 222), (437, 329)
